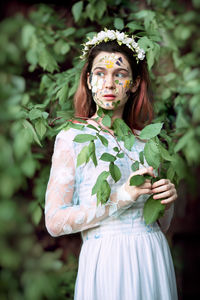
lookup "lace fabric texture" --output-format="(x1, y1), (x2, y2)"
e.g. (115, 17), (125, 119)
(45, 127), (173, 237)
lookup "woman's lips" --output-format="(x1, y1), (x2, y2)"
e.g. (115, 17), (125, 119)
(103, 94), (116, 100)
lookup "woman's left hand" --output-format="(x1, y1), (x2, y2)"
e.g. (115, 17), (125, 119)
(151, 179), (177, 210)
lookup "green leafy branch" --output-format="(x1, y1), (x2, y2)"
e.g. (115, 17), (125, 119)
(71, 110), (173, 225)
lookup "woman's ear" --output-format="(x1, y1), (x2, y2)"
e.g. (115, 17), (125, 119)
(87, 72), (92, 90)
(131, 77), (140, 93)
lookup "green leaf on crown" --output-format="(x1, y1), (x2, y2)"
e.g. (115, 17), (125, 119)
(109, 162), (121, 183)
(143, 195), (165, 225)
(139, 123), (163, 140)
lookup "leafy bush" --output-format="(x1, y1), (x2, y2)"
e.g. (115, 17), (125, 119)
(0, 0), (200, 298)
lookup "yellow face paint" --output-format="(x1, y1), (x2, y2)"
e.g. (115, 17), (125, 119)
(123, 80), (131, 88)
(105, 60), (114, 68)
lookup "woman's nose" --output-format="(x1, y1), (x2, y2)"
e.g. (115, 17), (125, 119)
(105, 75), (115, 89)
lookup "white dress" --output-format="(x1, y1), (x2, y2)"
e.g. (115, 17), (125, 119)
(45, 125), (178, 300)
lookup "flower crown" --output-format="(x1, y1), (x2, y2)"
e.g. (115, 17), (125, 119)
(80, 29), (145, 62)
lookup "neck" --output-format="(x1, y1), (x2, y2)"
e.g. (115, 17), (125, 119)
(92, 105), (124, 124)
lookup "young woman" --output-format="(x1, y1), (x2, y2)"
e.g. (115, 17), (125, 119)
(45, 30), (178, 300)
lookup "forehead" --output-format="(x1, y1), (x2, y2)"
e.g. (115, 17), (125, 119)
(92, 51), (131, 69)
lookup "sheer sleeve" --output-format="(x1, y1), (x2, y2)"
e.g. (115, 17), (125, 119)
(158, 203), (174, 233)
(45, 130), (134, 237)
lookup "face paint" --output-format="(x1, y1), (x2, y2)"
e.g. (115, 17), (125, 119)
(89, 51), (134, 111)
(105, 60), (114, 68)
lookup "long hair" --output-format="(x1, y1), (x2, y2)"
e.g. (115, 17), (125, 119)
(74, 41), (153, 130)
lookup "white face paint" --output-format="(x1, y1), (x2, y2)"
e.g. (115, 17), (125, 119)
(88, 52), (134, 111)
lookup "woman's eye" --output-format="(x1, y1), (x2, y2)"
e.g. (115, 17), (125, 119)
(116, 73), (126, 78)
(96, 72), (105, 77)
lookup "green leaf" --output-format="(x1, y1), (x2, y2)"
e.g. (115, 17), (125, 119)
(114, 18), (124, 30)
(22, 24), (35, 48)
(131, 161), (139, 171)
(167, 164), (175, 182)
(97, 180), (111, 205)
(144, 139), (160, 169)
(60, 43), (70, 55)
(113, 118), (131, 139)
(67, 123), (84, 130)
(35, 119), (46, 139)
(113, 147), (119, 152)
(23, 120), (42, 147)
(77, 145), (90, 167)
(143, 195), (165, 225)
(139, 123), (163, 139)
(29, 109), (42, 120)
(139, 151), (144, 165)
(130, 175), (145, 186)
(102, 114), (111, 127)
(74, 134), (97, 143)
(89, 141), (97, 167)
(38, 47), (58, 73)
(100, 153), (116, 162)
(72, 1), (83, 22)
(159, 144), (174, 161)
(109, 162), (121, 183)
(87, 124), (99, 131)
(124, 134), (135, 151)
(56, 84), (68, 105)
(174, 129), (194, 152)
(96, 0), (107, 19)
(97, 107), (103, 117)
(97, 134), (108, 147)
(92, 171), (109, 195)
(62, 27), (76, 37)
(126, 22), (143, 32)
(32, 205), (42, 225)
(116, 152), (124, 158)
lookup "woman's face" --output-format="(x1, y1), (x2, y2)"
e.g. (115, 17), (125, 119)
(87, 51), (138, 111)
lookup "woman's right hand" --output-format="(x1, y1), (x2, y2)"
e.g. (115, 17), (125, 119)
(124, 167), (155, 202)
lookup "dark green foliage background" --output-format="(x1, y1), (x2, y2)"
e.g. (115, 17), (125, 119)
(0, 0), (200, 299)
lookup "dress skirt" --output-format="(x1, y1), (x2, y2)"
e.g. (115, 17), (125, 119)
(74, 208), (178, 300)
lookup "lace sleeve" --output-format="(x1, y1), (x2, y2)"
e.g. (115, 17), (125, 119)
(45, 130), (133, 237)
(158, 204), (174, 233)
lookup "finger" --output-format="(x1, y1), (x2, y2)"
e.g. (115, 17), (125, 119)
(160, 194), (177, 205)
(153, 189), (175, 200)
(140, 182), (152, 189)
(135, 167), (155, 177)
(138, 188), (152, 195)
(152, 183), (173, 194)
(152, 179), (171, 188)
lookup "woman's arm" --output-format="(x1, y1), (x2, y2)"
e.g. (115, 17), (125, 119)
(45, 131), (153, 237)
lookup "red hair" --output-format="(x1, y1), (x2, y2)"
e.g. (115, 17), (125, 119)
(74, 41), (153, 130)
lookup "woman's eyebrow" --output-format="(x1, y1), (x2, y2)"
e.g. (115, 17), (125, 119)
(93, 66), (129, 72)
